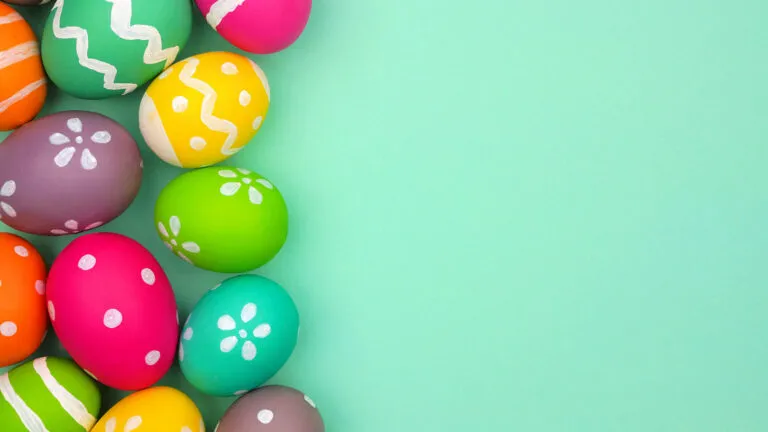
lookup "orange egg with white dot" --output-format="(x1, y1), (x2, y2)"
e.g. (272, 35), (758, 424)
(0, 232), (47, 368)
(139, 51), (270, 169)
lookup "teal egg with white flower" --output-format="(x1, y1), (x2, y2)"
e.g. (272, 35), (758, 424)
(179, 274), (300, 396)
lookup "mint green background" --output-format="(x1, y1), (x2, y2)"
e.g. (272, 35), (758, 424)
(2, 1), (768, 430)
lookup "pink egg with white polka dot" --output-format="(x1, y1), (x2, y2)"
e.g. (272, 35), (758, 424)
(46, 232), (178, 391)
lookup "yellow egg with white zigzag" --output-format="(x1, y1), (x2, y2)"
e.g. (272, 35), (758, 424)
(138, 51), (270, 168)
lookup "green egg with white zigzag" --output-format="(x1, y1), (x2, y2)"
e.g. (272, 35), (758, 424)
(0, 356), (101, 431)
(41, 0), (192, 100)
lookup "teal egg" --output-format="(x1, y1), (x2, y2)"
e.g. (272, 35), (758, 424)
(179, 275), (300, 396)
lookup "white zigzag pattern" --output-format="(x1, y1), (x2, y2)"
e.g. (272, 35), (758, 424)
(206, 0), (247, 29)
(178, 58), (240, 155)
(51, 0), (137, 95)
(106, 0), (179, 69)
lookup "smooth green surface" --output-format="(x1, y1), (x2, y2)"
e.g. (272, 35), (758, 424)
(155, 167), (288, 273)
(181, 275), (299, 396)
(3, 1), (768, 430)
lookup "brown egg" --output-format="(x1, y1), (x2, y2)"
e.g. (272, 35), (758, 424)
(216, 385), (324, 432)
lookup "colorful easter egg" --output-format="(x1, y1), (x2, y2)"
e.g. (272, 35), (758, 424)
(179, 275), (299, 396)
(196, 0), (312, 54)
(139, 51), (270, 168)
(90, 386), (204, 432)
(217, 385), (324, 432)
(46, 232), (178, 391)
(40, 0), (192, 99)
(0, 233), (47, 368)
(154, 166), (288, 273)
(0, 356), (101, 432)
(0, 2), (47, 131)
(0, 110), (142, 236)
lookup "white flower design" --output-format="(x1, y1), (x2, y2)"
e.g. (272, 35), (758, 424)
(0, 180), (16, 219)
(157, 216), (200, 264)
(105, 415), (142, 432)
(218, 169), (273, 205)
(50, 219), (103, 235)
(49, 117), (112, 170)
(217, 303), (271, 361)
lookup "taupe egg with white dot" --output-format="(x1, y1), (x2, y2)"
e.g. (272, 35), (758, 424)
(216, 385), (324, 432)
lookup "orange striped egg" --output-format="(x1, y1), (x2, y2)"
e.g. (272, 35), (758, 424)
(0, 3), (47, 132)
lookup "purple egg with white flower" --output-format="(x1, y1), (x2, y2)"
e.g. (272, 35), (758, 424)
(0, 110), (142, 236)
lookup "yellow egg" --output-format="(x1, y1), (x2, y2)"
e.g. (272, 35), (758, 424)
(91, 386), (205, 431)
(138, 51), (270, 168)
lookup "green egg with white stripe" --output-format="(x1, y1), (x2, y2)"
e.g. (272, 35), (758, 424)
(0, 356), (101, 432)
(40, 0), (193, 100)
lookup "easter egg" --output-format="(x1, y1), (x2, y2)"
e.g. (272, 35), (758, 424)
(0, 2), (47, 131)
(0, 233), (47, 368)
(196, 0), (312, 54)
(0, 110), (142, 236)
(47, 232), (178, 391)
(139, 51), (270, 168)
(90, 386), (204, 432)
(179, 275), (299, 396)
(216, 385), (324, 432)
(40, 0), (192, 99)
(0, 356), (101, 432)
(154, 166), (288, 273)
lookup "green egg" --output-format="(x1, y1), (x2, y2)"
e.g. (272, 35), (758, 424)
(41, 0), (192, 99)
(0, 356), (101, 431)
(154, 166), (289, 273)
(179, 275), (300, 397)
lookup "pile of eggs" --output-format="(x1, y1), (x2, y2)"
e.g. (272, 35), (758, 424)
(0, 0), (323, 431)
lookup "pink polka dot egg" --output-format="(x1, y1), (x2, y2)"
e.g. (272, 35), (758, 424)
(46, 232), (178, 391)
(196, 0), (312, 54)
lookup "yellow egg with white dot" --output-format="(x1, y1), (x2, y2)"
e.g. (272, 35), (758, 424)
(138, 51), (270, 168)
(90, 386), (205, 432)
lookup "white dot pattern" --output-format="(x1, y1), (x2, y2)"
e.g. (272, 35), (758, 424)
(172, 96), (189, 113)
(145, 350), (161, 366)
(141, 268), (156, 285)
(103, 309), (123, 329)
(78, 254), (96, 270)
(257, 409), (274, 424)
(221, 62), (238, 75)
(35, 280), (45, 295)
(183, 327), (193, 340)
(0, 321), (17, 337)
(48, 301), (55, 321)
(14, 246), (28, 257)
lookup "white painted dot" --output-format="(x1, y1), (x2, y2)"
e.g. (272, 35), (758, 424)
(125, 416), (142, 431)
(159, 67), (173, 79)
(145, 350), (160, 366)
(75, 136), (83, 144)
(257, 409), (274, 424)
(179, 343), (184, 361)
(48, 301), (55, 321)
(78, 254), (96, 270)
(183, 327), (193, 340)
(221, 62), (238, 75)
(182, 427), (193, 432)
(239, 90), (251, 106)
(238, 329), (247, 338)
(0, 321), (17, 337)
(103, 309), (123, 329)
(234, 390), (247, 396)
(252, 116), (263, 130)
(172, 96), (189, 113)
(35, 280), (45, 295)
(304, 394), (317, 408)
(190, 137), (206, 151)
(14, 246), (28, 257)
(141, 268), (156, 285)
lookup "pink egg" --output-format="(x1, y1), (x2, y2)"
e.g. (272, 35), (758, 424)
(196, 0), (312, 54)
(46, 232), (178, 391)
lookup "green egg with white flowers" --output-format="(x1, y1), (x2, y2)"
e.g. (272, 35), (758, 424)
(154, 166), (289, 273)
(0, 356), (101, 431)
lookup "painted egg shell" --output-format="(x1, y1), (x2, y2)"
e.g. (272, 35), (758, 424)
(0, 2), (47, 131)
(179, 275), (299, 396)
(139, 51), (270, 168)
(196, 0), (311, 54)
(46, 232), (178, 391)
(0, 110), (142, 236)
(154, 166), (288, 273)
(217, 385), (324, 432)
(0, 356), (101, 431)
(91, 386), (204, 432)
(40, 0), (192, 100)
(0, 233), (47, 368)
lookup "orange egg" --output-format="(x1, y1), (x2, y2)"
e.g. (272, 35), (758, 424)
(0, 233), (47, 367)
(0, 3), (47, 132)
